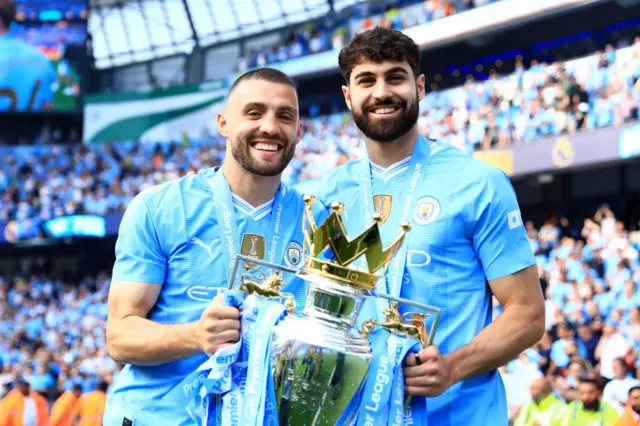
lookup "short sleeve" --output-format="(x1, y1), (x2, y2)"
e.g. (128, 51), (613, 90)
(112, 193), (167, 284)
(471, 167), (536, 281)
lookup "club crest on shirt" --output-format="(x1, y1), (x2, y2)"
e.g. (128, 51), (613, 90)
(373, 194), (392, 224)
(284, 241), (304, 269)
(241, 234), (265, 266)
(414, 196), (440, 226)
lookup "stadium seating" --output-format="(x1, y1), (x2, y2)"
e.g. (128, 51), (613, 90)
(1, 38), (639, 222)
(236, 0), (500, 73)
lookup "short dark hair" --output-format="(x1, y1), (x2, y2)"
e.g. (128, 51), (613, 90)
(72, 384), (83, 393)
(629, 385), (640, 396)
(97, 381), (109, 393)
(228, 67), (297, 96)
(338, 27), (421, 84)
(0, 0), (17, 28)
(579, 378), (598, 387)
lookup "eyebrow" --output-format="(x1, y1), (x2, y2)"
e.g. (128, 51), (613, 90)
(353, 67), (409, 80)
(243, 102), (297, 115)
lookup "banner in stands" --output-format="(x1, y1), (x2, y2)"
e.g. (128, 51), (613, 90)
(83, 80), (227, 144)
(473, 121), (640, 177)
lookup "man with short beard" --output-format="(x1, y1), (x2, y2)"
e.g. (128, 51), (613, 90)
(614, 386), (640, 426)
(560, 378), (619, 425)
(104, 68), (312, 425)
(313, 27), (545, 425)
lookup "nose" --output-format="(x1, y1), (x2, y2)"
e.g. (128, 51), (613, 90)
(258, 113), (280, 138)
(372, 80), (393, 101)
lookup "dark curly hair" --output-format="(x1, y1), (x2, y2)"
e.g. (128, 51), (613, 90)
(338, 27), (421, 84)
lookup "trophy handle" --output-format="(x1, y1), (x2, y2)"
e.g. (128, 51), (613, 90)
(228, 254), (300, 313)
(360, 294), (440, 348)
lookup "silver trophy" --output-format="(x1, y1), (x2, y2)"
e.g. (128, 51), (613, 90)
(228, 196), (440, 425)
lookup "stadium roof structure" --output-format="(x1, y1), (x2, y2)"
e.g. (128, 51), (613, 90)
(88, 0), (360, 69)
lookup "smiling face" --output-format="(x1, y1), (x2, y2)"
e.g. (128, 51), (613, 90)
(342, 60), (424, 143)
(218, 78), (301, 177)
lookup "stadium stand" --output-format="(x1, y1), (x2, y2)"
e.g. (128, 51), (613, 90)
(235, 0), (500, 72)
(1, 37), (639, 222)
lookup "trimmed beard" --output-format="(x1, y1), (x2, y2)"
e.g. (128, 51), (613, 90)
(351, 91), (419, 143)
(230, 133), (296, 177)
(582, 400), (600, 412)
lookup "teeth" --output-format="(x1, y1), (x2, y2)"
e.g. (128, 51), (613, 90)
(373, 107), (397, 114)
(254, 143), (279, 151)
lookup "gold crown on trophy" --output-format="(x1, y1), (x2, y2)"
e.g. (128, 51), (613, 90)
(301, 195), (411, 289)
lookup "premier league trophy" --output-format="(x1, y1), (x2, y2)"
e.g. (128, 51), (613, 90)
(227, 195), (441, 425)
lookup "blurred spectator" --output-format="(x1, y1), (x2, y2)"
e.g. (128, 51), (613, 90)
(49, 384), (82, 426)
(70, 381), (108, 426)
(596, 319), (632, 380)
(0, 378), (49, 425)
(614, 386), (640, 426)
(514, 377), (566, 426)
(559, 378), (619, 425)
(603, 358), (640, 414)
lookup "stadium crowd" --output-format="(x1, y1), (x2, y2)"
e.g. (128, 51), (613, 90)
(2, 35), (640, 223)
(1, 204), (639, 424)
(235, 0), (500, 72)
(0, 270), (114, 423)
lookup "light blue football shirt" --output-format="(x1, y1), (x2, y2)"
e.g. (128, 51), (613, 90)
(104, 167), (311, 426)
(0, 32), (55, 112)
(314, 136), (537, 426)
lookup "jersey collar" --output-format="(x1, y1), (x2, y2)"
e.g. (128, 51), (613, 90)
(369, 139), (443, 182)
(232, 194), (274, 221)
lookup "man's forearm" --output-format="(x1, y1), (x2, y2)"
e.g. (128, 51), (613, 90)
(444, 305), (544, 385)
(107, 315), (202, 366)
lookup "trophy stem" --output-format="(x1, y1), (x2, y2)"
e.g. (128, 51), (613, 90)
(302, 273), (366, 328)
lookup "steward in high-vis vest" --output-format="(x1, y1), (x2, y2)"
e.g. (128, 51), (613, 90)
(515, 377), (566, 426)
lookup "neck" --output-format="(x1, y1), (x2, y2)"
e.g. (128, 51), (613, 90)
(364, 125), (419, 168)
(222, 160), (281, 208)
(533, 394), (548, 405)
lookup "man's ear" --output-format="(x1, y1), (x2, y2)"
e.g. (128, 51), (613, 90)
(417, 74), (426, 102)
(296, 119), (303, 145)
(217, 113), (228, 138)
(342, 85), (352, 111)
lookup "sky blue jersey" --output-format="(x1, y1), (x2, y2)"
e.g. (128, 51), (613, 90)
(104, 167), (311, 426)
(313, 136), (537, 426)
(0, 33), (55, 111)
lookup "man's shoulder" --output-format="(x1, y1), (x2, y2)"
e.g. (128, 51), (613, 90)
(313, 158), (363, 202)
(134, 169), (212, 212)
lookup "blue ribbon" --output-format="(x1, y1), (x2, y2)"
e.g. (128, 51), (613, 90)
(345, 329), (428, 426)
(241, 300), (286, 425)
(169, 290), (286, 426)
(208, 167), (293, 284)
